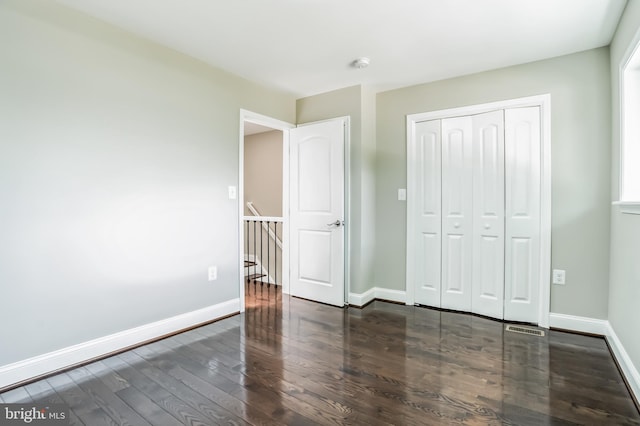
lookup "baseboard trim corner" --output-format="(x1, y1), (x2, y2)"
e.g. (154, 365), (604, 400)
(547, 313), (639, 405)
(374, 287), (407, 304)
(349, 287), (407, 307)
(0, 298), (240, 391)
(606, 323), (640, 406)
(349, 288), (376, 307)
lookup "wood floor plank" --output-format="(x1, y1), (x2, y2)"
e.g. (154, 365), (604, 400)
(151, 339), (318, 425)
(101, 354), (225, 426)
(155, 326), (382, 424)
(46, 373), (119, 426)
(83, 360), (131, 393)
(119, 350), (250, 425)
(211, 325), (457, 424)
(2, 292), (639, 426)
(24, 378), (85, 426)
(164, 363), (280, 426)
(240, 312), (484, 424)
(237, 312), (503, 423)
(66, 366), (152, 426)
(1, 386), (33, 403)
(115, 386), (183, 426)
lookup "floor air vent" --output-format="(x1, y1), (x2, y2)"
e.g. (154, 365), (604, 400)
(505, 324), (545, 337)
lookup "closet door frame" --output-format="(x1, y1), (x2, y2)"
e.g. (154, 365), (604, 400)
(406, 94), (551, 328)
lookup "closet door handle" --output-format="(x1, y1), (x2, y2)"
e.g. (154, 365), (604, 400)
(453, 222), (461, 229)
(484, 224), (490, 229)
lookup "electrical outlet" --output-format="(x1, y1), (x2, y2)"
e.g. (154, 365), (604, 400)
(208, 266), (217, 281)
(398, 188), (407, 201)
(552, 269), (566, 285)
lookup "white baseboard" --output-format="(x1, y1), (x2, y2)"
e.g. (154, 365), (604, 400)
(348, 288), (376, 306)
(606, 324), (640, 404)
(349, 287), (407, 307)
(375, 288), (407, 304)
(548, 312), (609, 335)
(0, 298), (240, 390)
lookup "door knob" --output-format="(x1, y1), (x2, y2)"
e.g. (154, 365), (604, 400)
(453, 222), (461, 229)
(484, 224), (490, 229)
(327, 220), (343, 227)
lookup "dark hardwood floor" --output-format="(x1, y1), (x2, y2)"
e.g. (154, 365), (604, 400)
(2, 285), (639, 425)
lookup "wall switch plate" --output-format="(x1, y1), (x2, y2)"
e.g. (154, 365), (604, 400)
(228, 186), (237, 200)
(552, 269), (566, 285)
(208, 266), (218, 281)
(398, 188), (407, 201)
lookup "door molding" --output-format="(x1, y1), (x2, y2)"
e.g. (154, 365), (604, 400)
(405, 94), (551, 328)
(239, 109), (295, 312)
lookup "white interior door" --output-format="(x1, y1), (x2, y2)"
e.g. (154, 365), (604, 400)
(289, 119), (345, 307)
(441, 116), (473, 311)
(471, 110), (505, 319)
(504, 107), (541, 323)
(412, 119), (442, 306)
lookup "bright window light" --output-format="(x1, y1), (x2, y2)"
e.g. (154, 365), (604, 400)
(621, 43), (640, 202)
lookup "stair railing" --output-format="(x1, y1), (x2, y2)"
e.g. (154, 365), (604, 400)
(243, 202), (283, 295)
(246, 202), (283, 249)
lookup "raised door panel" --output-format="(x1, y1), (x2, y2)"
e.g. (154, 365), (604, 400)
(504, 107), (541, 323)
(297, 138), (332, 213)
(414, 120), (441, 306)
(441, 116), (473, 311)
(298, 230), (332, 285)
(472, 110), (505, 319)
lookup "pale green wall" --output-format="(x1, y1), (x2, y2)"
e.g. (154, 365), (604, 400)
(0, 0), (295, 366)
(375, 48), (612, 319)
(360, 87), (377, 290)
(609, 0), (640, 381)
(297, 85), (376, 294)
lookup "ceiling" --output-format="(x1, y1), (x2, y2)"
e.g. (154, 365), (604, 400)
(54, 0), (627, 98)
(244, 122), (279, 136)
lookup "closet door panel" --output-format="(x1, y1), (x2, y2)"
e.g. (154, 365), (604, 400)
(472, 110), (505, 319)
(414, 120), (441, 306)
(441, 116), (473, 311)
(504, 107), (541, 323)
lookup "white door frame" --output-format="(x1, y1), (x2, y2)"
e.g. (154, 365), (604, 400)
(239, 109), (295, 313)
(405, 94), (552, 328)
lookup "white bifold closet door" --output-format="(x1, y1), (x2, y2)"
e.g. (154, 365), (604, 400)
(504, 107), (541, 322)
(440, 116), (473, 311)
(413, 119), (442, 307)
(471, 110), (505, 319)
(411, 107), (540, 323)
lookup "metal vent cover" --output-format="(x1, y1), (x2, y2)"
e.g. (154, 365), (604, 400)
(505, 324), (545, 337)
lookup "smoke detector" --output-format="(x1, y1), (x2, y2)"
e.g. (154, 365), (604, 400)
(353, 57), (370, 69)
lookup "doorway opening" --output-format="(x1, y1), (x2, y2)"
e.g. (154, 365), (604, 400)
(244, 123), (283, 309)
(239, 110), (295, 313)
(239, 111), (351, 314)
